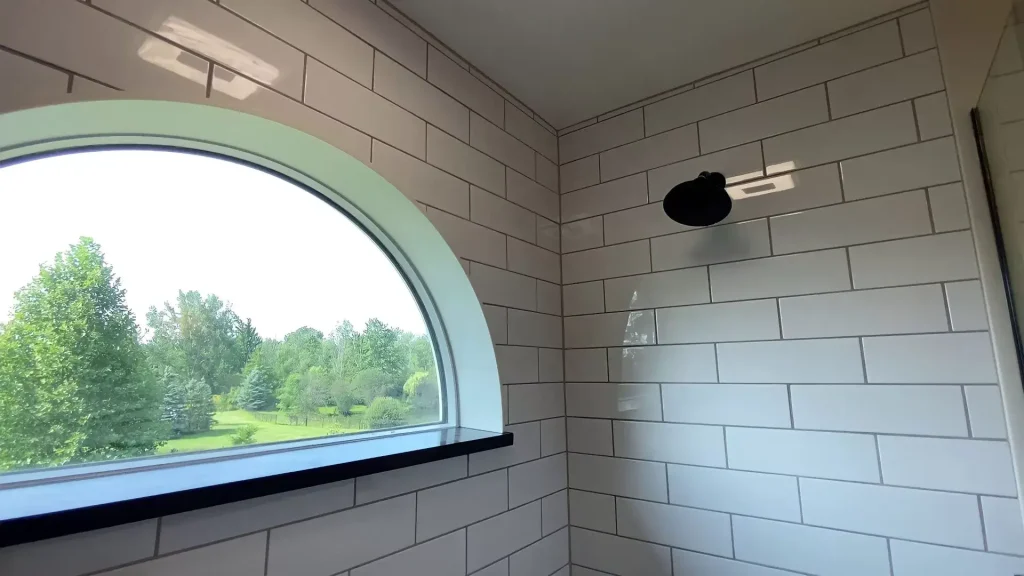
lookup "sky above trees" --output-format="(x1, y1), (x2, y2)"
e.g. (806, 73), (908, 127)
(0, 150), (429, 339)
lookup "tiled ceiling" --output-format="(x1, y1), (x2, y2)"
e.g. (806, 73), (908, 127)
(390, 0), (922, 128)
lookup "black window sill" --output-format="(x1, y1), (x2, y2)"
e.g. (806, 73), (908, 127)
(0, 427), (512, 548)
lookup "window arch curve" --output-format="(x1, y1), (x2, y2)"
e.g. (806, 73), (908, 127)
(0, 100), (504, 544)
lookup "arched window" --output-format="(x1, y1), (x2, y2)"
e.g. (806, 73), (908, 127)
(0, 101), (505, 546)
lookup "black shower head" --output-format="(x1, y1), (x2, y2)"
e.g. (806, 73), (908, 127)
(662, 171), (731, 227)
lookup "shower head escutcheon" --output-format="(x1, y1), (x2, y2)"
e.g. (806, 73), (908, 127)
(662, 171), (731, 227)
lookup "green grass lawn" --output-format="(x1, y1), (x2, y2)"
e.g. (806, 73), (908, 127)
(158, 409), (362, 454)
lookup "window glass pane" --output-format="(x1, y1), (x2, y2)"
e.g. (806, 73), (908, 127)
(0, 149), (443, 474)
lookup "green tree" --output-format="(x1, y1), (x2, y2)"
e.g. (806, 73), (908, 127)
(277, 368), (329, 425)
(0, 238), (164, 469)
(353, 367), (402, 404)
(237, 367), (276, 411)
(330, 382), (358, 416)
(236, 317), (262, 368)
(161, 369), (189, 437)
(183, 377), (216, 433)
(363, 397), (407, 430)
(403, 371), (439, 412)
(409, 336), (436, 374)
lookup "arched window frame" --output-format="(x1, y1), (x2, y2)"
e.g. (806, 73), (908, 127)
(0, 100), (507, 547)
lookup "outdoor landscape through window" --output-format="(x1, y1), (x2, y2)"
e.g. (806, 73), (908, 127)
(0, 149), (442, 475)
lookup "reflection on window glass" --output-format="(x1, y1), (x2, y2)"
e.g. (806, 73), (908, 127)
(0, 150), (442, 473)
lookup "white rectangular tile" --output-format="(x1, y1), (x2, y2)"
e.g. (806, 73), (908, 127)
(567, 417), (614, 456)
(614, 421), (725, 466)
(510, 528), (568, 576)
(427, 46), (502, 126)
(648, 142), (764, 203)
(727, 428), (879, 482)
(496, 346), (539, 385)
(560, 110), (644, 163)
(710, 249), (850, 302)
(929, 182), (970, 232)
(542, 490), (568, 535)
(780, 285), (948, 338)
(110, 533), (265, 576)
(564, 311), (655, 348)
(509, 383), (565, 424)
(426, 206), (506, 268)
(733, 516), (891, 576)
(374, 51), (468, 141)
(841, 138), (961, 200)
(900, 9), (938, 54)
(568, 453), (668, 502)
(566, 382), (663, 421)
(828, 50), (944, 118)
(508, 237), (560, 284)
(600, 124), (700, 181)
(572, 528), (672, 576)
(771, 190), (932, 254)
(718, 338), (864, 383)
(644, 71), (757, 136)
(161, 480), (353, 553)
(663, 384), (792, 428)
(472, 558), (509, 576)
(801, 478), (984, 548)
(508, 169), (559, 221)
(509, 453), (567, 508)
(569, 489), (616, 532)
(541, 417), (567, 457)
(726, 163), (845, 224)
(916, 91), (953, 140)
(608, 344), (718, 383)
(700, 86), (830, 153)
(946, 280), (988, 331)
(564, 281), (605, 317)
(982, 497), (1024, 555)
(562, 174), (648, 222)
(508, 310), (561, 349)
(472, 113), (535, 178)
(537, 154), (559, 192)
(863, 332), (998, 384)
(267, 495), (414, 576)
(755, 21), (903, 100)
(538, 348), (563, 382)
(879, 436), (1016, 496)
(791, 385), (969, 436)
(470, 421), (541, 475)
(563, 241), (651, 284)
(506, 102), (558, 162)
(356, 457), (465, 504)
(966, 386), (1009, 439)
(564, 348), (608, 382)
(537, 218), (560, 253)
(467, 501), (541, 573)
(850, 231), (978, 289)
(651, 219), (771, 271)
(617, 498), (733, 557)
(306, 59), (425, 158)
(0, 49), (68, 115)
(0, 521), (157, 576)
(98, 0), (304, 98)
(605, 268), (709, 312)
(673, 550), (804, 576)
(310, 0), (425, 77)
(470, 262), (536, 310)
(471, 186), (535, 242)
(892, 539), (1024, 576)
(352, 530), (465, 576)
(602, 203), (688, 246)
(668, 464), (801, 521)
(560, 156), (600, 194)
(764, 102), (918, 174)
(371, 141), (470, 217)
(428, 125), (505, 195)
(416, 469), (507, 541)
(3, 0), (207, 101)
(658, 299), (780, 344)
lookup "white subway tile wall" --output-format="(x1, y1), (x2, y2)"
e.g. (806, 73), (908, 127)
(3, 2), (1022, 576)
(0, 1), (570, 575)
(555, 7), (1023, 575)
